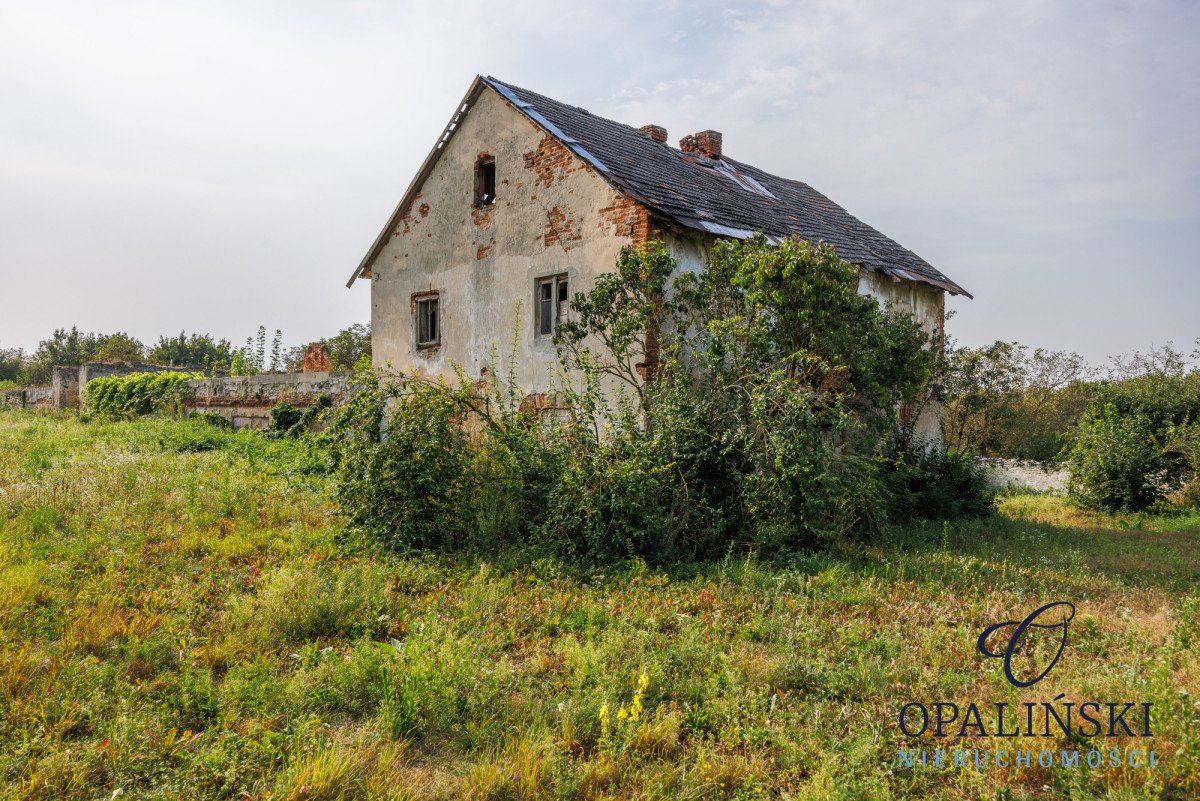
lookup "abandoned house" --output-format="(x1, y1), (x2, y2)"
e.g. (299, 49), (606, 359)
(346, 75), (970, 435)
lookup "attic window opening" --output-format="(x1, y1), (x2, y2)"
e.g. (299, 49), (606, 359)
(474, 156), (496, 207)
(536, 274), (569, 336)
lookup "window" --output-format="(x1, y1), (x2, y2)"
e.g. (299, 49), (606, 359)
(474, 156), (496, 207)
(536, 274), (569, 336)
(415, 294), (440, 348)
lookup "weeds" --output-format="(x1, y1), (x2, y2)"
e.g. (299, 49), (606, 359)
(1, 410), (1198, 798)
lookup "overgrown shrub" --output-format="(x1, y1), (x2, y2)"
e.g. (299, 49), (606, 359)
(269, 402), (303, 432)
(1164, 424), (1200, 510)
(879, 443), (995, 524)
(83, 371), (201, 417)
(328, 237), (951, 562)
(1065, 371), (1200, 512)
(268, 395), (332, 438)
(1066, 405), (1165, 512)
(326, 370), (484, 551)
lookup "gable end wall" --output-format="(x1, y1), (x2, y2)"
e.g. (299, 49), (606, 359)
(367, 87), (650, 393)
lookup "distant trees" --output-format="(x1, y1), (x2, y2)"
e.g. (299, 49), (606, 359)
(940, 337), (1200, 512)
(148, 332), (234, 369)
(941, 341), (1093, 463)
(0, 347), (25, 388)
(17, 328), (147, 385)
(0, 324), (372, 386)
(325, 323), (371, 370)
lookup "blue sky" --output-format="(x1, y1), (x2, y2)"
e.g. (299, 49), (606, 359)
(1, 0), (1196, 363)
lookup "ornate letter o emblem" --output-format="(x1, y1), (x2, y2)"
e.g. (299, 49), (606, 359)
(977, 601), (1075, 688)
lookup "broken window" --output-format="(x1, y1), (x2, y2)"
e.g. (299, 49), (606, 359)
(536, 274), (569, 336)
(474, 156), (496, 207)
(415, 294), (440, 348)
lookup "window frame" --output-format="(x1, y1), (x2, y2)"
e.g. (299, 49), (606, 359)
(535, 273), (569, 337)
(414, 292), (441, 349)
(474, 156), (496, 208)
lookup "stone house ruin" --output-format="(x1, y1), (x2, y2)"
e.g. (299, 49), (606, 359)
(346, 76), (970, 434)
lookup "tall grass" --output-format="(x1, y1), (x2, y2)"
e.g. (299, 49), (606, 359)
(1, 410), (1198, 799)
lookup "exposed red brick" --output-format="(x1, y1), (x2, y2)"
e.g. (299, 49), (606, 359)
(397, 192), (424, 235)
(472, 204), (493, 227)
(599, 196), (655, 245)
(418, 203), (430, 218)
(680, 130), (722, 159)
(544, 206), (582, 249)
(523, 135), (582, 188)
(301, 342), (332, 372)
(639, 124), (667, 143)
(519, 393), (569, 413)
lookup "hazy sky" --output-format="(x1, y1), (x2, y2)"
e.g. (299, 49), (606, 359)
(1, 0), (1196, 364)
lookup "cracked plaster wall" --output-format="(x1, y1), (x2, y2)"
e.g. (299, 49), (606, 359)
(368, 87), (642, 394)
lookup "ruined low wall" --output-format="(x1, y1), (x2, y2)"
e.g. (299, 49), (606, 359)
(982, 459), (1069, 493)
(76, 362), (197, 409)
(0, 387), (54, 410)
(184, 371), (355, 430)
(40, 362), (199, 410)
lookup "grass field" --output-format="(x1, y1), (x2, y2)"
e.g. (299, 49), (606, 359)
(2, 411), (1199, 800)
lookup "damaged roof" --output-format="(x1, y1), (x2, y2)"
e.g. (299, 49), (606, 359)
(349, 75), (969, 297)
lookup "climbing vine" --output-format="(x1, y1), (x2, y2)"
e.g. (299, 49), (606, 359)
(83, 371), (201, 418)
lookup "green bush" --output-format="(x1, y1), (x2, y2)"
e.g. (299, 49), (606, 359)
(83, 371), (201, 417)
(328, 236), (948, 562)
(325, 370), (482, 551)
(267, 395), (332, 438)
(879, 444), (995, 524)
(269, 402), (303, 432)
(1066, 405), (1166, 512)
(1064, 371), (1200, 513)
(1084, 371), (1200, 489)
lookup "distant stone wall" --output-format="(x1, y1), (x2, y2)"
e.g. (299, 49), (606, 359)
(983, 459), (1069, 493)
(2, 364), (354, 425)
(52, 366), (80, 409)
(184, 371), (355, 430)
(0, 386), (54, 410)
(6, 362), (201, 412)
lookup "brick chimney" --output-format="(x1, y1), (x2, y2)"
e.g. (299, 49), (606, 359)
(639, 124), (667, 143)
(679, 130), (722, 160)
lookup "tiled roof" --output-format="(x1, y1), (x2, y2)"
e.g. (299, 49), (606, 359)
(483, 76), (969, 297)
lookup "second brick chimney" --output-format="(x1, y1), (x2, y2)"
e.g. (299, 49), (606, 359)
(679, 130), (722, 160)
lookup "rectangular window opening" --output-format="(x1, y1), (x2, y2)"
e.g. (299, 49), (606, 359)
(416, 294), (440, 348)
(475, 158), (496, 207)
(536, 274), (568, 336)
